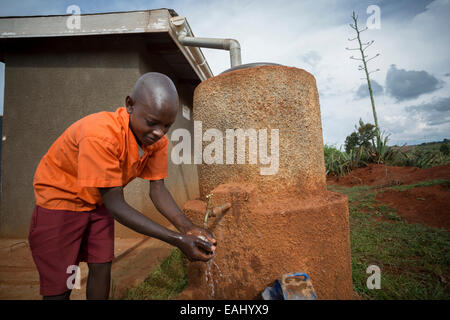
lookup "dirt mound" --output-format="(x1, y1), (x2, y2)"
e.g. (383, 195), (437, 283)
(328, 164), (450, 230)
(376, 183), (450, 230)
(327, 164), (450, 187)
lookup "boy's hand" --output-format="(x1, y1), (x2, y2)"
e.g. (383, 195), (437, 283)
(178, 233), (216, 262)
(185, 225), (217, 253)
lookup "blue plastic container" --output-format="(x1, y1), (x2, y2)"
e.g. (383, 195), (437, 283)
(262, 272), (318, 300)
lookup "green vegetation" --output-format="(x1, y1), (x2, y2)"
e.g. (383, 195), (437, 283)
(329, 180), (450, 299)
(440, 144), (449, 156)
(389, 140), (450, 169)
(325, 134), (450, 177)
(344, 119), (377, 154)
(385, 179), (449, 192)
(122, 248), (188, 300)
(324, 145), (354, 176)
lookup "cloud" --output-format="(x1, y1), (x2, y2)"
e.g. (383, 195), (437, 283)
(385, 64), (442, 101)
(300, 51), (321, 68)
(0, 0), (448, 146)
(355, 80), (383, 99)
(405, 96), (450, 126)
(353, 0), (435, 21)
(380, 104), (450, 145)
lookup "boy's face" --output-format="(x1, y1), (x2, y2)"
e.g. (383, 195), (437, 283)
(126, 96), (177, 147)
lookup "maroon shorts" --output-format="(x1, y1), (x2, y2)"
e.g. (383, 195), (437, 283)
(28, 205), (115, 296)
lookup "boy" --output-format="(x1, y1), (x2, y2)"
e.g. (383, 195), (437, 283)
(29, 72), (216, 300)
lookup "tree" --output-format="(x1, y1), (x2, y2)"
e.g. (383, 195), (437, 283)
(357, 120), (377, 149)
(344, 132), (359, 153)
(344, 119), (377, 153)
(346, 11), (381, 146)
(440, 144), (450, 156)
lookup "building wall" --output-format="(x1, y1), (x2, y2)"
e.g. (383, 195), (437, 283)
(0, 116), (2, 194)
(0, 36), (199, 238)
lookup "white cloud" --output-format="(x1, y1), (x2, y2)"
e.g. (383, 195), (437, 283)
(0, 0), (448, 145)
(173, 0), (449, 146)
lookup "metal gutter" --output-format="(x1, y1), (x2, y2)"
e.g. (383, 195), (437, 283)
(178, 35), (241, 68)
(169, 16), (241, 77)
(168, 16), (214, 80)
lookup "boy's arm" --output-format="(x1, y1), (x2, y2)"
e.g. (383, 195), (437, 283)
(99, 186), (214, 261)
(148, 179), (194, 234)
(149, 179), (217, 246)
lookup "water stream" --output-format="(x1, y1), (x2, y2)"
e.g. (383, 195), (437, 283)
(205, 258), (223, 298)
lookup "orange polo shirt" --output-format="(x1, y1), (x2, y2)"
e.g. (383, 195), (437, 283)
(33, 107), (169, 211)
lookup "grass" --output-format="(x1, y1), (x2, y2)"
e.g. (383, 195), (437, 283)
(122, 248), (188, 300)
(384, 179), (449, 192)
(329, 180), (450, 299)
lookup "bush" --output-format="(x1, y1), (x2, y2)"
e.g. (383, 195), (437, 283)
(343, 120), (397, 165)
(324, 144), (369, 177)
(440, 144), (450, 156)
(326, 124), (449, 178)
(399, 148), (449, 168)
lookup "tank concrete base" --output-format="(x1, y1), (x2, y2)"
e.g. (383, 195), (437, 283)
(182, 183), (354, 300)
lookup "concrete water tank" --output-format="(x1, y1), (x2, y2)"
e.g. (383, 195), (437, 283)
(193, 64), (327, 199)
(181, 64), (353, 300)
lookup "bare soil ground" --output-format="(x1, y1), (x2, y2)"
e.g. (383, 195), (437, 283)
(328, 164), (450, 230)
(376, 184), (450, 230)
(0, 237), (172, 299)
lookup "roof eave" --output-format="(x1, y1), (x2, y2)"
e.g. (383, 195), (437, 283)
(0, 9), (213, 81)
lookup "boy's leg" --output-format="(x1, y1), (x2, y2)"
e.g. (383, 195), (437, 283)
(86, 262), (112, 300)
(79, 205), (115, 300)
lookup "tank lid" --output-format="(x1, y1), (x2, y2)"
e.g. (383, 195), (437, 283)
(220, 62), (282, 74)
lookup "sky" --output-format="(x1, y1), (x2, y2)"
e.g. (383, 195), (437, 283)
(0, 0), (449, 147)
